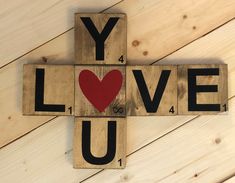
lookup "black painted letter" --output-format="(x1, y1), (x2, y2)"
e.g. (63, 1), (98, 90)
(82, 120), (116, 165)
(81, 17), (119, 60)
(188, 68), (220, 111)
(35, 68), (65, 112)
(133, 70), (171, 113)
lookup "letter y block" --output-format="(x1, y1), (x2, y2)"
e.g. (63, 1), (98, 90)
(74, 13), (126, 65)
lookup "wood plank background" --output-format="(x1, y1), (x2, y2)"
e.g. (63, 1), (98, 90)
(0, 0), (234, 182)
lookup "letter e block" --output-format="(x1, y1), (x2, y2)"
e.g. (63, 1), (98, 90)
(126, 65), (177, 115)
(73, 117), (126, 169)
(178, 64), (228, 114)
(23, 64), (74, 115)
(75, 13), (126, 65)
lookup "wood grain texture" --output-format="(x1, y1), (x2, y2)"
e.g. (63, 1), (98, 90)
(75, 66), (126, 117)
(126, 65), (177, 116)
(106, 0), (235, 64)
(0, 115), (194, 183)
(0, 0), (121, 67)
(224, 176), (235, 183)
(75, 13), (126, 65)
(23, 64), (74, 115)
(79, 19), (235, 183)
(82, 98), (235, 183)
(1, 0), (234, 67)
(178, 64), (228, 115)
(0, 0), (235, 182)
(73, 117), (126, 169)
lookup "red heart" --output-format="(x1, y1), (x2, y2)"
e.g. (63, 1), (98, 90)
(79, 69), (123, 112)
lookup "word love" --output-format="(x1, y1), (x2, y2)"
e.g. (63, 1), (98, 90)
(23, 64), (228, 116)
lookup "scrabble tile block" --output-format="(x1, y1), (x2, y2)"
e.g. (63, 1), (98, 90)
(75, 66), (126, 117)
(75, 13), (126, 65)
(126, 65), (178, 116)
(23, 64), (74, 115)
(178, 64), (228, 114)
(73, 117), (126, 169)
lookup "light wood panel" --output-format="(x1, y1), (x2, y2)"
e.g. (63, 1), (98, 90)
(0, 0), (121, 67)
(73, 117), (126, 169)
(0, 115), (195, 183)
(23, 64), (74, 116)
(75, 66), (126, 117)
(82, 98), (235, 183)
(105, 0), (235, 64)
(1, 0), (234, 67)
(0, 4), (235, 154)
(79, 18), (235, 183)
(126, 65), (177, 116)
(224, 176), (235, 183)
(75, 13), (126, 65)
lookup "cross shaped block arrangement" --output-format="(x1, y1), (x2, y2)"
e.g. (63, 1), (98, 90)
(22, 13), (229, 170)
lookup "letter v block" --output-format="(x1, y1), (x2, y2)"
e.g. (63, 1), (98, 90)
(73, 117), (126, 169)
(75, 13), (126, 65)
(178, 64), (228, 114)
(23, 64), (74, 115)
(126, 66), (177, 115)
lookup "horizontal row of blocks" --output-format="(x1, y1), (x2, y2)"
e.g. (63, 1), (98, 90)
(23, 64), (228, 116)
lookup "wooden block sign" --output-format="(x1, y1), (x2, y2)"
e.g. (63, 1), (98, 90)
(126, 65), (178, 116)
(75, 13), (126, 65)
(73, 117), (126, 169)
(178, 64), (228, 114)
(23, 64), (74, 115)
(75, 66), (126, 117)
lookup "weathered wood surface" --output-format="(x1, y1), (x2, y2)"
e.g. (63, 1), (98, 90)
(73, 117), (126, 169)
(126, 65), (177, 116)
(0, 0), (235, 182)
(75, 13), (127, 65)
(75, 66), (126, 117)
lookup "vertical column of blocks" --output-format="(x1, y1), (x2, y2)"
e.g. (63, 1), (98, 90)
(74, 13), (127, 65)
(73, 117), (126, 169)
(178, 64), (228, 114)
(73, 13), (127, 169)
(23, 64), (74, 116)
(126, 65), (178, 116)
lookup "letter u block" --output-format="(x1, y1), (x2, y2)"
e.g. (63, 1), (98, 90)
(73, 117), (126, 169)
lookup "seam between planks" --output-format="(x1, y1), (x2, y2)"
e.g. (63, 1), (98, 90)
(0, 116), (58, 150)
(0, 0), (124, 70)
(0, 4), (234, 70)
(151, 17), (235, 65)
(80, 95), (235, 182)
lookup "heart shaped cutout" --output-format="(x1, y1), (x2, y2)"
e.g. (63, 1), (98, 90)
(79, 69), (123, 112)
